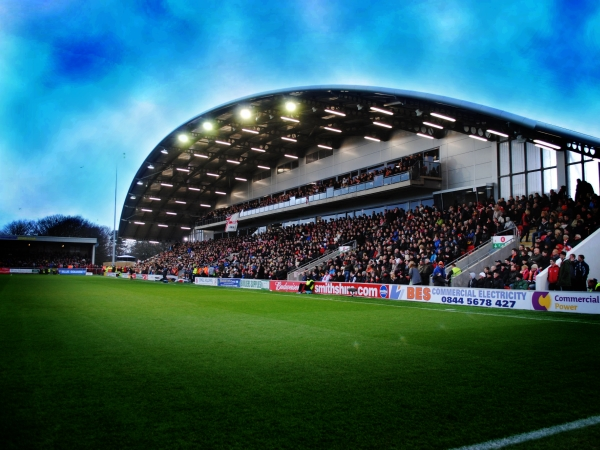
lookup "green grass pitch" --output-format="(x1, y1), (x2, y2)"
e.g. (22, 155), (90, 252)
(1, 275), (600, 449)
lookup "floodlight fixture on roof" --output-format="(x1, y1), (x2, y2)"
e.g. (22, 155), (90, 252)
(227, 159), (240, 164)
(240, 108), (252, 119)
(282, 137), (297, 142)
(430, 112), (455, 122)
(175, 200), (186, 204)
(161, 149), (168, 154)
(166, 212), (177, 215)
(141, 208), (152, 212)
(178, 134), (189, 143)
(215, 191), (226, 195)
(370, 106), (393, 115)
(242, 128), (259, 134)
(200, 204), (211, 207)
(423, 121), (443, 129)
(181, 226), (191, 230)
(235, 177), (247, 181)
(281, 116), (299, 123)
(534, 139), (560, 150)
(487, 129), (509, 138)
(194, 153), (209, 158)
(202, 121), (213, 131)
(318, 144), (332, 149)
(188, 187), (200, 191)
(161, 183), (173, 187)
(176, 168), (190, 172)
(324, 109), (346, 116)
(148, 164), (154, 169)
(137, 181), (143, 185)
(534, 143), (555, 151)
(149, 241), (159, 244)
(206, 173), (219, 177)
(373, 121), (392, 128)
(257, 165), (270, 169)
(364, 136), (380, 142)
(285, 154), (298, 159)
(149, 197), (161, 201)
(134, 222), (145, 225)
(158, 224), (168, 228)
(469, 135), (488, 142)
(324, 126), (342, 133)
(417, 133), (434, 139)
(251, 147), (266, 152)
(285, 101), (297, 112)
(215, 140), (231, 146)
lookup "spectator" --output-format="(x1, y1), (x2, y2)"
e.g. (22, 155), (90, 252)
(547, 259), (560, 290)
(573, 254), (590, 292)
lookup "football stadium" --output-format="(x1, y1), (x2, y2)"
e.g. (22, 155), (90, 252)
(3, 86), (600, 449)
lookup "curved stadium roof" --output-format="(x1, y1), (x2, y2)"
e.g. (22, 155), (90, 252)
(119, 85), (600, 241)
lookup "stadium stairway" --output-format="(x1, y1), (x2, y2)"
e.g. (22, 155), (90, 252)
(449, 229), (519, 287)
(287, 240), (357, 281)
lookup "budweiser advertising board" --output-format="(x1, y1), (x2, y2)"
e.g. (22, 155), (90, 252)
(269, 281), (301, 292)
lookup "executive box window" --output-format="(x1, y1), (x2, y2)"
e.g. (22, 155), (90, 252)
(306, 148), (333, 164)
(566, 151), (599, 200)
(253, 170), (271, 182)
(277, 160), (299, 174)
(499, 141), (557, 199)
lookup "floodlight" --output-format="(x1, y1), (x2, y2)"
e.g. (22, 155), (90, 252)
(285, 101), (297, 112)
(430, 112), (455, 122)
(202, 121), (213, 131)
(178, 134), (189, 143)
(240, 108), (252, 119)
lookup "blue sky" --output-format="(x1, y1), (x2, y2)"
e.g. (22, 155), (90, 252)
(1, 0), (599, 228)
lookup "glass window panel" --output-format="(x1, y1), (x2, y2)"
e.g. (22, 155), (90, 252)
(527, 171), (542, 195)
(584, 160), (599, 196)
(512, 142), (525, 173)
(512, 174), (526, 197)
(543, 168), (557, 193)
(499, 142), (510, 176)
(568, 165), (583, 199)
(526, 143), (541, 170)
(542, 148), (557, 168)
(500, 176), (511, 200)
(568, 151), (582, 164)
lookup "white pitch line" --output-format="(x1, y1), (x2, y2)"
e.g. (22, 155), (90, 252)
(450, 414), (600, 450)
(269, 293), (600, 325)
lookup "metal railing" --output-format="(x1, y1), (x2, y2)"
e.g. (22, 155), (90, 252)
(287, 240), (357, 281)
(449, 228), (519, 287)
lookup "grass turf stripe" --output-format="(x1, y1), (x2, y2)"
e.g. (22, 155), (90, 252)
(450, 415), (600, 449)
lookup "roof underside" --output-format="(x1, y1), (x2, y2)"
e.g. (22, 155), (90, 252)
(120, 85), (600, 241)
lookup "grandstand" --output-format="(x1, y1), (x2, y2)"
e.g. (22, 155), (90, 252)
(119, 85), (600, 288)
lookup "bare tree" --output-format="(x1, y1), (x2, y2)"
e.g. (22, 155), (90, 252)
(1, 220), (38, 236)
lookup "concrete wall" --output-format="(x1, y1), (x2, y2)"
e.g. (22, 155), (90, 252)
(227, 130), (497, 206)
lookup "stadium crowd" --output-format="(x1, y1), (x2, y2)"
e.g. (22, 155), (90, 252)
(134, 179), (600, 290)
(198, 153), (428, 224)
(0, 253), (98, 269)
